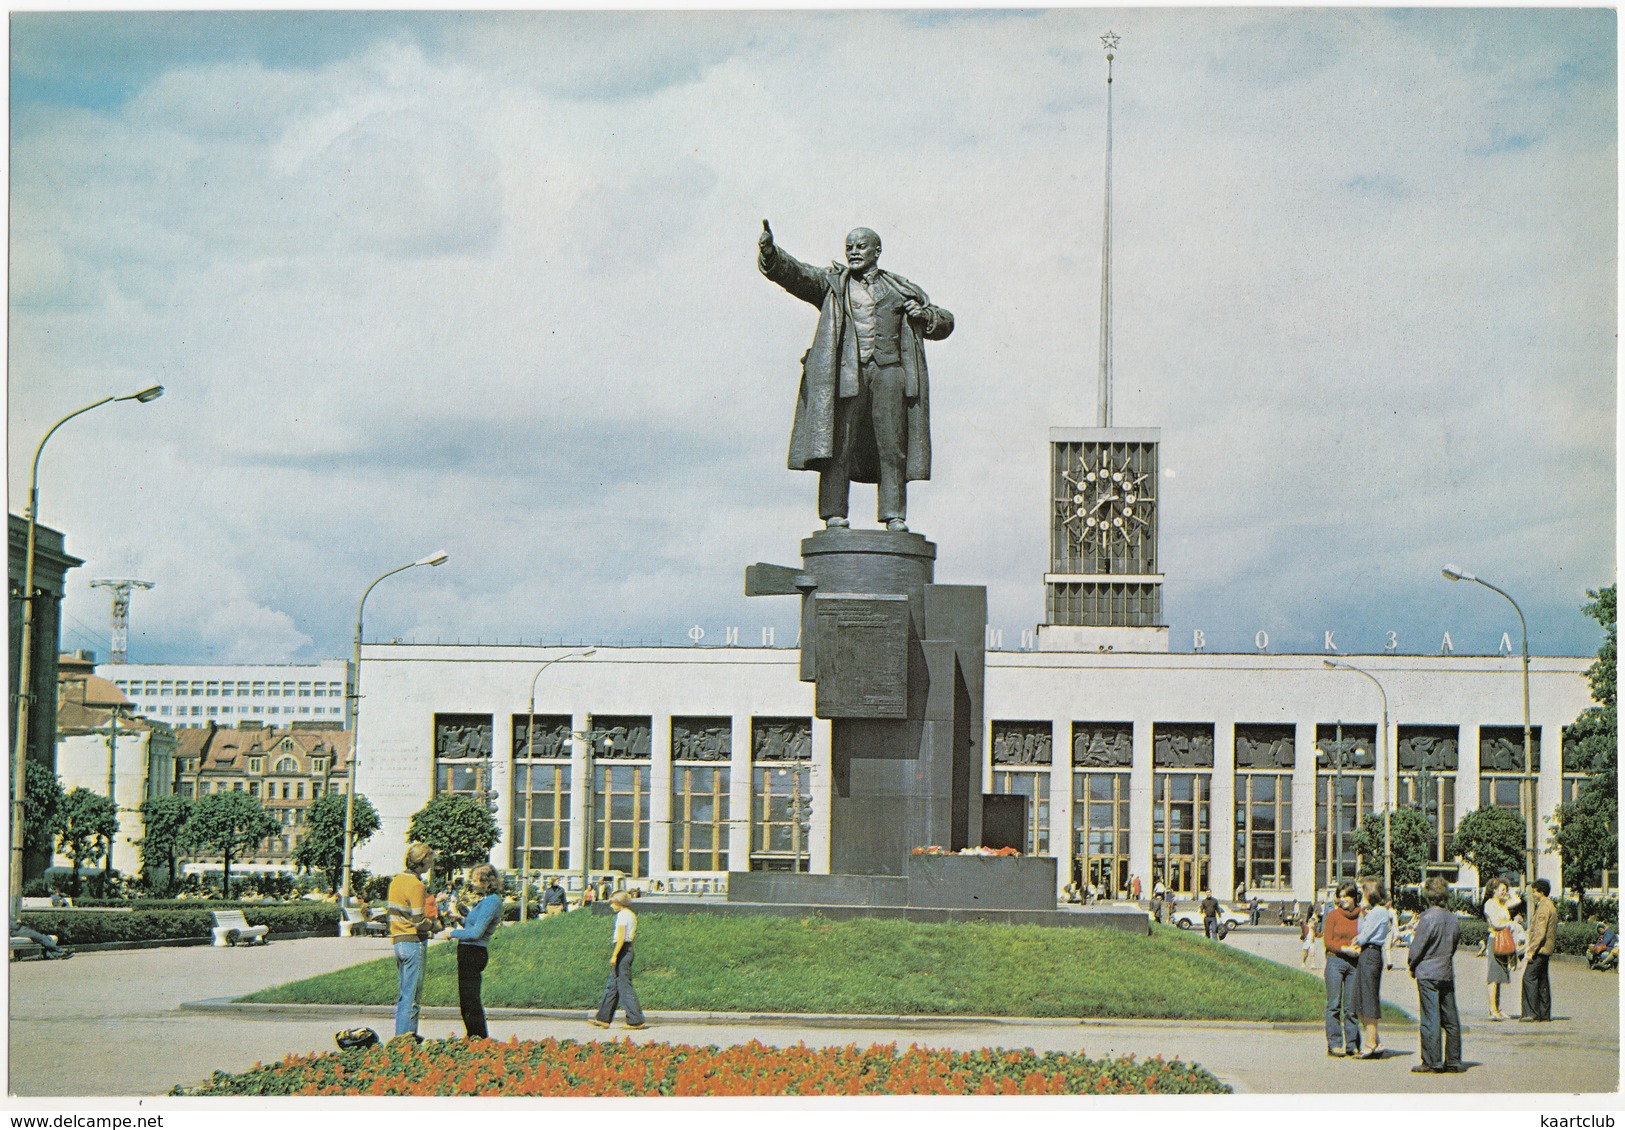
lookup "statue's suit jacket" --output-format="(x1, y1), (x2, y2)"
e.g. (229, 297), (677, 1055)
(760, 246), (953, 484)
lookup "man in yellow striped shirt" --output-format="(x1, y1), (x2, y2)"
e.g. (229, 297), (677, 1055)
(388, 842), (438, 1038)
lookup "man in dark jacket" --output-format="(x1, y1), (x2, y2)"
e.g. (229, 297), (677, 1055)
(758, 221), (954, 532)
(1407, 876), (1463, 1073)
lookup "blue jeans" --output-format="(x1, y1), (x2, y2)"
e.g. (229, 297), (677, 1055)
(394, 939), (428, 1036)
(594, 943), (644, 1026)
(1324, 952), (1360, 1052)
(1416, 978), (1461, 1069)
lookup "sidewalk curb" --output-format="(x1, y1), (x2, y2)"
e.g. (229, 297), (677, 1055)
(180, 997), (1328, 1032)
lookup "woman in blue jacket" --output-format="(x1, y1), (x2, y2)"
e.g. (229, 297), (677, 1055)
(449, 864), (504, 1039)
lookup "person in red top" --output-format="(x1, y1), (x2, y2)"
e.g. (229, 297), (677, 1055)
(1322, 881), (1364, 1056)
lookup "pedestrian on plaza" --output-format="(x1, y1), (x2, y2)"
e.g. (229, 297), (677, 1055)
(1249, 893), (1262, 926)
(1519, 878), (1557, 1023)
(1300, 907), (1320, 967)
(543, 876), (568, 916)
(1353, 881), (1392, 1058)
(387, 842), (439, 1040)
(1322, 880), (1363, 1057)
(587, 890), (647, 1030)
(1407, 876), (1463, 1073)
(1483, 877), (1516, 1020)
(445, 863), (504, 1039)
(1132, 875), (1142, 902)
(1199, 890), (1221, 941)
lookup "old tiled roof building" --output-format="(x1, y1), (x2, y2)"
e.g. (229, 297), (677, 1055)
(175, 720), (351, 870)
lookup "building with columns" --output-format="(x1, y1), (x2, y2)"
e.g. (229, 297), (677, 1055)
(350, 641), (1594, 902)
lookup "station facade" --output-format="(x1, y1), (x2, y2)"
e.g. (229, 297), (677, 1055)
(350, 642), (1595, 902)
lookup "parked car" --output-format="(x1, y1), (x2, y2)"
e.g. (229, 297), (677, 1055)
(1169, 904), (1249, 931)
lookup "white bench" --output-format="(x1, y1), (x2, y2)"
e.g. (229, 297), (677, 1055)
(9, 933), (57, 961)
(20, 896), (66, 911)
(210, 910), (269, 947)
(339, 906), (388, 938)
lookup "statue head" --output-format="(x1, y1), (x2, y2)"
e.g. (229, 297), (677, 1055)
(845, 228), (881, 274)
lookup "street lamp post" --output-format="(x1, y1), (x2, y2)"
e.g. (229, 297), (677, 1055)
(1442, 565), (1535, 878)
(520, 649), (595, 920)
(10, 384), (163, 918)
(1325, 658), (1392, 898)
(341, 551), (449, 911)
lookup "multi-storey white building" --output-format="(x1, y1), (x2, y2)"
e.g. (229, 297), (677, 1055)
(97, 660), (351, 729)
(349, 642), (1596, 902)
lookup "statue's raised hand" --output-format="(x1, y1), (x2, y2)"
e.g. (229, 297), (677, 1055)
(759, 219), (775, 255)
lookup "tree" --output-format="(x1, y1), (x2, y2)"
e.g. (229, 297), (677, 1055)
(1450, 806), (1528, 885)
(408, 793), (500, 877)
(1353, 806), (1436, 889)
(1551, 584), (1617, 894)
(23, 761), (63, 861)
(137, 793), (193, 890)
(292, 792), (381, 893)
(54, 787), (118, 898)
(183, 790), (279, 895)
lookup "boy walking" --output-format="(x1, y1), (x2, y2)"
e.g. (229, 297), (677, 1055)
(587, 890), (647, 1030)
(1407, 876), (1463, 1073)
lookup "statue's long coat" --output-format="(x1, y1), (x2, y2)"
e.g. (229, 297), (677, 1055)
(761, 247), (953, 483)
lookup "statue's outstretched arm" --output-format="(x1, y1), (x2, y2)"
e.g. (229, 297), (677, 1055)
(758, 226), (829, 308)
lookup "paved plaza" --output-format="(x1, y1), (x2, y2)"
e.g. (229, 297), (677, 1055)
(6, 927), (1618, 1097)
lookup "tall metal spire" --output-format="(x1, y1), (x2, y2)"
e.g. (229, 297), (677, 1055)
(1097, 31), (1119, 428)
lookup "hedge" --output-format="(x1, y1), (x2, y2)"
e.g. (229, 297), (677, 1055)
(70, 898), (328, 911)
(19, 903), (341, 946)
(1454, 919), (1599, 957)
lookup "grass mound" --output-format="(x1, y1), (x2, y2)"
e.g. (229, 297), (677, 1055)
(245, 912), (1402, 1022)
(171, 1036), (1232, 1096)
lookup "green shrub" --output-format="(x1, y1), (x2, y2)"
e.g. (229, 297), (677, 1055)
(1454, 918), (1598, 957)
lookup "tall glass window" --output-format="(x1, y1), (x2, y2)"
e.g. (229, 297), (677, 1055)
(511, 762), (572, 873)
(749, 717), (811, 871)
(1072, 771), (1130, 896)
(1153, 773), (1210, 897)
(992, 769), (1051, 855)
(593, 763), (650, 877)
(670, 765), (730, 872)
(750, 763), (811, 871)
(1234, 773), (1292, 892)
(1315, 724), (1376, 890)
(1396, 725), (1460, 865)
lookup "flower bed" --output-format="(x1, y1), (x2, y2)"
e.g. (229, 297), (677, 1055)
(171, 1037), (1230, 1097)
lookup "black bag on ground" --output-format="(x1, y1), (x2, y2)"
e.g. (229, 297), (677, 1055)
(335, 1027), (380, 1050)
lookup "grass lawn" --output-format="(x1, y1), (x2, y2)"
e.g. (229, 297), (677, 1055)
(245, 912), (1408, 1023)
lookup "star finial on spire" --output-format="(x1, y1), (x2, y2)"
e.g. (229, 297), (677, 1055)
(1101, 31), (1120, 54)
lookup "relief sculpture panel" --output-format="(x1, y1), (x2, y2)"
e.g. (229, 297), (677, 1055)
(435, 714), (493, 759)
(673, 717), (732, 761)
(511, 715), (572, 759)
(992, 721), (1053, 766)
(592, 715), (652, 760)
(1234, 724), (1295, 769)
(1396, 726), (1459, 772)
(1153, 723), (1214, 769)
(1071, 723), (1132, 767)
(1479, 726), (1540, 773)
(753, 717), (812, 761)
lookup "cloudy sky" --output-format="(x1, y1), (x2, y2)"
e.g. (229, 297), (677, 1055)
(8, 7), (1616, 665)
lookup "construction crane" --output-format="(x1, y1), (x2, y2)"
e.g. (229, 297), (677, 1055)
(90, 579), (154, 664)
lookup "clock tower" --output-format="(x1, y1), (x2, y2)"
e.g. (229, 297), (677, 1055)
(1036, 34), (1169, 653)
(1038, 427), (1167, 652)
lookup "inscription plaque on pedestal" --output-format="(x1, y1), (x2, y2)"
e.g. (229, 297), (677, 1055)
(813, 595), (910, 718)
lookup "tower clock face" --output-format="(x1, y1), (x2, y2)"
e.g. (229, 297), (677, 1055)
(1061, 451), (1155, 553)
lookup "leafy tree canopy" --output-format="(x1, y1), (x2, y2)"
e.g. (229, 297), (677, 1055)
(54, 787), (119, 895)
(1552, 584), (1616, 892)
(408, 793), (500, 876)
(137, 792), (193, 885)
(184, 790), (279, 893)
(292, 792), (381, 892)
(1449, 806), (1528, 885)
(1353, 806), (1436, 889)
(23, 761), (63, 858)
